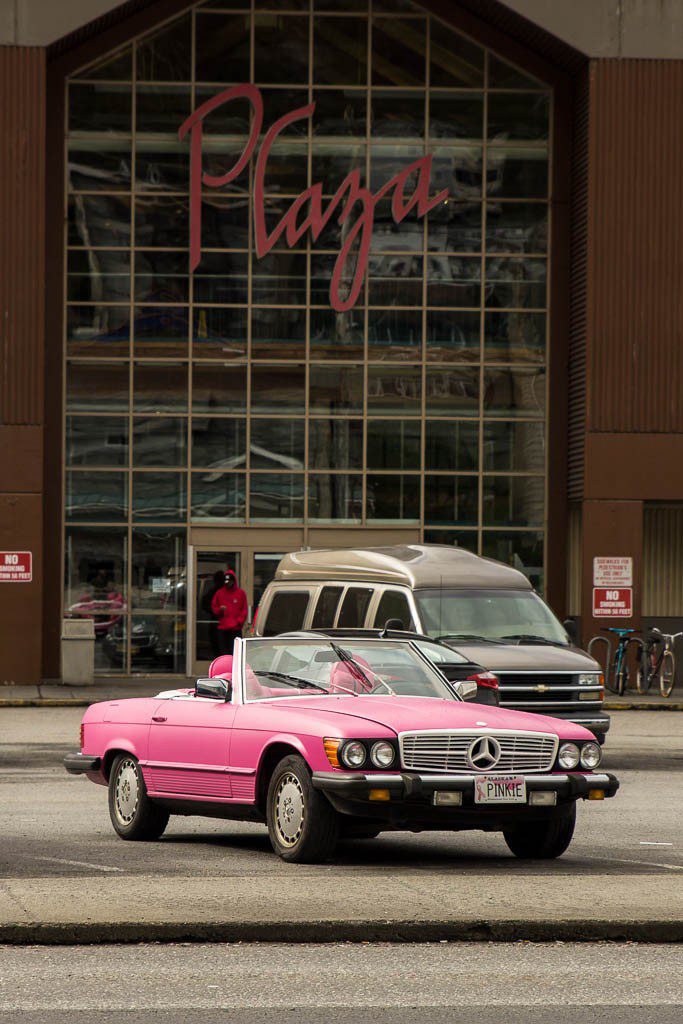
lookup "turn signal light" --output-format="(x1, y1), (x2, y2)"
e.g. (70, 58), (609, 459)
(368, 788), (391, 801)
(323, 738), (341, 768)
(588, 789), (605, 800)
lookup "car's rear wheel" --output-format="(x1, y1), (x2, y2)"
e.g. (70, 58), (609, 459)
(502, 802), (576, 860)
(108, 753), (170, 841)
(266, 754), (339, 863)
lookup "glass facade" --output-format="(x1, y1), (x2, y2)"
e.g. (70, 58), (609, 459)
(64, 0), (551, 672)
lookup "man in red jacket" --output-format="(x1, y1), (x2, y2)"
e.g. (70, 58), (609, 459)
(210, 569), (248, 655)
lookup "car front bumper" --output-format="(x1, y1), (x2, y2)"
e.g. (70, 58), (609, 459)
(498, 706), (611, 738)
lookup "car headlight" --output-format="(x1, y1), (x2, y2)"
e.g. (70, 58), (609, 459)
(341, 740), (367, 768)
(558, 742), (580, 770)
(578, 673), (601, 686)
(580, 741), (602, 770)
(370, 741), (395, 768)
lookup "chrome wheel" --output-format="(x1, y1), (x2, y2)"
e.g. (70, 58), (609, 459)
(274, 772), (305, 847)
(114, 758), (140, 826)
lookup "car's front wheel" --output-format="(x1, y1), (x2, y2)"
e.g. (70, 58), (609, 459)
(266, 754), (339, 863)
(502, 802), (576, 859)
(108, 753), (170, 841)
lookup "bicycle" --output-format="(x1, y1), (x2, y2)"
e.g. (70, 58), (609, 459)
(635, 628), (681, 697)
(599, 627), (640, 695)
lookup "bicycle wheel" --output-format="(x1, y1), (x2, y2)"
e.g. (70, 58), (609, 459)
(659, 650), (676, 698)
(615, 659), (629, 696)
(606, 653), (621, 694)
(635, 644), (653, 694)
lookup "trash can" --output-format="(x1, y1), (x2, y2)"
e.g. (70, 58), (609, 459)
(61, 618), (95, 685)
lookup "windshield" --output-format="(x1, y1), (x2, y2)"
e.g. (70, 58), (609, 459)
(242, 639), (455, 701)
(415, 589), (568, 645)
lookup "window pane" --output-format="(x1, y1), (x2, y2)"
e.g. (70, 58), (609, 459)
(135, 196), (189, 248)
(337, 587), (374, 628)
(312, 88), (367, 136)
(68, 139), (131, 192)
(67, 251), (131, 304)
(251, 419), (305, 469)
(251, 365), (305, 414)
(425, 420), (478, 470)
(250, 474), (304, 521)
(68, 196), (132, 248)
(191, 473), (246, 521)
(429, 21), (483, 87)
(310, 306), (365, 360)
(255, 15), (310, 84)
(367, 420), (420, 469)
(133, 417), (187, 467)
(67, 305), (129, 358)
(136, 14), (191, 81)
(481, 531), (544, 591)
(311, 141), (365, 194)
(66, 471), (127, 522)
(424, 474), (478, 526)
(130, 615), (186, 674)
(484, 311), (545, 363)
(263, 592), (310, 637)
(426, 309), (480, 362)
(483, 476), (544, 527)
(309, 365), (363, 414)
(69, 83), (132, 134)
(135, 138), (188, 193)
(201, 195), (249, 248)
(134, 362), (188, 412)
(80, 47), (132, 82)
(133, 305), (189, 357)
(309, 419), (363, 469)
(427, 202), (482, 253)
(371, 89), (425, 138)
(368, 256), (423, 309)
(427, 255), (481, 307)
(311, 585), (343, 628)
(195, 13), (250, 82)
(372, 17), (425, 87)
(132, 472), (186, 521)
(192, 418), (246, 468)
(66, 416), (128, 466)
(193, 364), (246, 413)
(135, 83), (191, 133)
(64, 526), (127, 672)
(252, 253), (307, 305)
(308, 474), (362, 523)
(429, 92), (483, 140)
(251, 307), (306, 360)
(424, 528), (478, 551)
(67, 362), (130, 412)
(430, 145), (483, 199)
(483, 367), (546, 418)
(366, 474), (419, 522)
(488, 147), (548, 199)
(135, 250), (188, 303)
(314, 17), (367, 85)
(485, 258), (546, 309)
(193, 308), (248, 360)
(194, 253), (248, 305)
(425, 367), (479, 415)
(131, 527), (186, 610)
(483, 421), (545, 472)
(488, 93), (549, 142)
(367, 365), (421, 414)
(373, 590), (414, 630)
(489, 54), (541, 89)
(368, 309), (422, 361)
(486, 202), (548, 254)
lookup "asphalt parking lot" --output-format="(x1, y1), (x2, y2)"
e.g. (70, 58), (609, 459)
(0, 708), (682, 942)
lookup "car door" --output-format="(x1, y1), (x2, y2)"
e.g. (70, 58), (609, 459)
(145, 695), (237, 799)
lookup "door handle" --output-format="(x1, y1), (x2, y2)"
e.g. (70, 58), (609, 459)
(152, 715), (167, 723)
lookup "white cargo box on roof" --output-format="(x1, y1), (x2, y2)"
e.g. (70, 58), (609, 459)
(275, 544), (532, 591)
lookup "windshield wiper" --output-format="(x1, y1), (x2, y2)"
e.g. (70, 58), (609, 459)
(499, 634), (566, 646)
(330, 643), (371, 693)
(434, 633), (504, 645)
(255, 671), (329, 692)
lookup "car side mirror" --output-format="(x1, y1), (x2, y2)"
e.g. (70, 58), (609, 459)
(195, 677), (231, 701)
(563, 618), (577, 644)
(453, 679), (478, 701)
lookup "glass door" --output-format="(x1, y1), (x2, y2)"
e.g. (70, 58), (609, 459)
(252, 552), (286, 627)
(193, 550), (241, 674)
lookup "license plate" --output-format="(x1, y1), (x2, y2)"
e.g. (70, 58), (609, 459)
(474, 775), (526, 804)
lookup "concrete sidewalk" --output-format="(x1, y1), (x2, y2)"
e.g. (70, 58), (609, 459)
(1, 871), (682, 945)
(1, 679), (681, 710)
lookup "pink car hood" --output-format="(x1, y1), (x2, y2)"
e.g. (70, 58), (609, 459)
(259, 695), (594, 742)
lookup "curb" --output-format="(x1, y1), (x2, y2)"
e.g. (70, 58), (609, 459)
(604, 701), (683, 711)
(1, 919), (683, 945)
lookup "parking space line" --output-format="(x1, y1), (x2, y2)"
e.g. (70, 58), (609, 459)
(30, 856), (124, 873)
(584, 854), (683, 872)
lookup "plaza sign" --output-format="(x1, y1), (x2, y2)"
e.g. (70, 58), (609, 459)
(179, 84), (449, 312)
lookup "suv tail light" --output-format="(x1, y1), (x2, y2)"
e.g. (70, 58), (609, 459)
(468, 671), (499, 690)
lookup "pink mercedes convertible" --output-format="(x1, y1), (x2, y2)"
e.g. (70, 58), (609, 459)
(64, 636), (618, 862)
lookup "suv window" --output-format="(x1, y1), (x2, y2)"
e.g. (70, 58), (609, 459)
(262, 591), (310, 636)
(312, 585), (343, 628)
(373, 590), (414, 631)
(337, 587), (374, 628)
